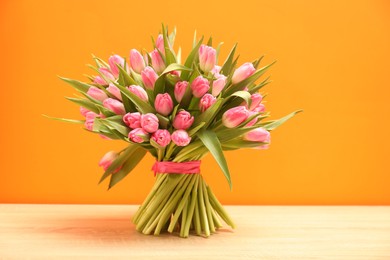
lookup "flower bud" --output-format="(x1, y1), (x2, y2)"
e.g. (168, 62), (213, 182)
(84, 111), (99, 131)
(127, 85), (148, 101)
(156, 34), (165, 55)
(103, 98), (126, 115)
(93, 76), (106, 85)
(191, 76), (210, 98)
(212, 75), (227, 96)
(141, 66), (158, 90)
(174, 81), (188, 102)
(123, 112), (141, 129)
(232, 62), (255, 84)
(141, 113), (159, 133)
(80, 107), (90, 117)
(222, 106), (249, 128)
(199, 44), (216, 72)
(171, 130), (191, 146)
(130, 49), (146, 73)
(99, 67), (115, 82)
(128, 128), (150, 143)
(151, 129), (171, 147)
(172, 110), (194, 130)
(150, 49), (166, 74)
(154, 93), (173, 116)
(199, 94), (216, 112)
(108, 54), (125, 78)
(249, 93), (263, 111)
(107, 83), (122, 101)
(253, 103), (266, 113)
(244, 127), (271, 149)
(87, 87), (108, 102)
(98, 151), (119, 171)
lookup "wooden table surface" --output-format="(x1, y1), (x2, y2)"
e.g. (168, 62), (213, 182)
(0, 205), (389, 259)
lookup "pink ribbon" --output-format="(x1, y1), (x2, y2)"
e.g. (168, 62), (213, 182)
(152, 161), (201, 176)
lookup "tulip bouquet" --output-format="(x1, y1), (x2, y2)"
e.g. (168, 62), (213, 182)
(53, 26), (300, 238)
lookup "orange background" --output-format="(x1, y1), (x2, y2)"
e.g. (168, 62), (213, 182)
(1, 0), (389, 205)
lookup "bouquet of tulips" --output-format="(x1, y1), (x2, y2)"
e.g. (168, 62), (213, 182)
(53, 25), (300, 238)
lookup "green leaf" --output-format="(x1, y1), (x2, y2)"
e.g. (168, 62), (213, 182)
(215, 42), (224, 64)
(188, 122), (205, 137)
(168, 26), (177, 47)
(220, 43), (238, 75)
(117, 64), (137, 86)
(108, 147), (147, 189)
(222, 139), (268, 150)
(206, 36), (212, 46)
(42, 114), (84, 124)
(261, 110), (303, 131)
(154, 63), (192, 96)
(192, 99), (223, 129)
(181, 36), (204, 80)
(197, 130), (232, 189)
(162, 25), (176, 65)
(223, 91), (252, 107)
(59, 77), (92, 94)
(113, 82), (155, 114)
(65, 97), (100, 114)
(248, 76), (271, 94)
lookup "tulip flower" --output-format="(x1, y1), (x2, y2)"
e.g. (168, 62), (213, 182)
(130, 49), (146, 73)
(253, 103), (266, 113)
(171, 130), (191, 146)
(151, 129), (171, 147)
(199, 94), (216, 112)
(127, 85), (148, 101)
(172, 110), (194, 130)
(151, 49), (166, 74)
(199, 44), (216, 72)
(156, 34), (165, 55)
(212, 75), (227, 96)
(244, 127), (271, 149)
(103, 98), (126, 115)
(87, 87), (108, 102)
(99, 67), (115, 82)
(232, 62), (255, 84)
(211, 65), (222, 75)
(98, 151), (120, 171)
(246, 111), (259, 127)
(80, 107), (90, 117)
(191, 76), (210, 98)
(155, 93), (173, 116)
(222, 106), (249, 128)
(141, 113), (159, 133)
(141, 66), (158, 90)
(94, 76), (106, 85)
(107, 83), (122, 101)
(129, 128), (150, 143)
(108, 54), (125, 78)
(174, 81), (188, 102)
(123, 112), (141, 129)
(84, 111), (99, 131)
(249, 93), (263, 111)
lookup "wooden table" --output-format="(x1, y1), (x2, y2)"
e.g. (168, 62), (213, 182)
(0, 205), (389, 259)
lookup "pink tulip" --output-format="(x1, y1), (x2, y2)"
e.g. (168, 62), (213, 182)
(127, 85), (148, 101)
(211, 65), (222, 75)
(108, 54), (125, 78)
(156, 34), (165, 55)
(151, 129), (171, 147)
(199, 94), (216, 112)
(107, 83), (122, 101)
(249, 93), (263, 111)
(232, 62), (256, 84)
(199, 44), (216, 72)
(87, 87), (108, 102)
(150, 49), (166, 74)
(103, 98), (126, 115)
(244, 127), (271, 149)
(128, 128), (150, 143)
(98, 151), (119, 171)
(222, 106), (249, 128)
(155, 93), (173, 116)
(141, 113), (159, 133)
(94, 76), (106, 85)
(141, 66), (158, 90)
(191, 76), (210, 98)
(212, 75), (227, 96)
(130, 49), (146, 73)
(123, 112), (141, 129)
(171, 130), (191, 146)
(84, 111), (99, 131)
(80, 107), (90, 117)
(253, 103), (266, 113)
(174, 81), (188, 102)
(172, 110), (194, 130)
(246, 111), (258, 127)
(99, 67), (115, 82)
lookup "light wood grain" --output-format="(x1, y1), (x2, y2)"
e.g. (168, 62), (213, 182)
(0, 205), (389, 259)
